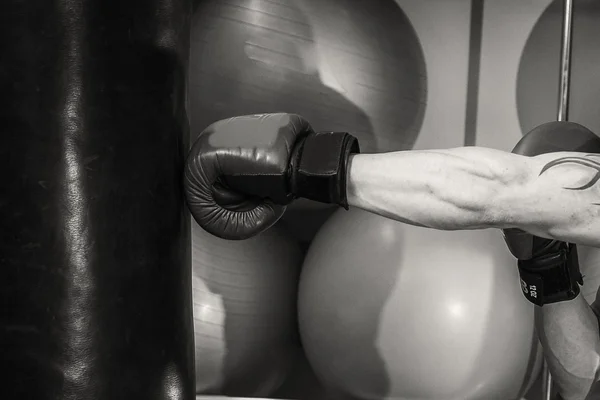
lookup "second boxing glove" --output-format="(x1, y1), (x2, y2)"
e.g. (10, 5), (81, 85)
(184, 113), (360, 240)
(503, 121), (600, 306)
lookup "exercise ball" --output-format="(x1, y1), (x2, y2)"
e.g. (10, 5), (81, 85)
(188, 0), (427, 243)
(298, 208), (543, 400)
(517, 0), (600, 134)
(192, 220), (303, 397)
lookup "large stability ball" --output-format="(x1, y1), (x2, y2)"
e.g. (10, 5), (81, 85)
(192, 221), (303, 397)
(188, 0), (426, 243)
(298, 209), (543, 400)
(517, 0), (600, 133)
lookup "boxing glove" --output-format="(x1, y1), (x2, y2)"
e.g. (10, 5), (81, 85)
(503, 121), (600, 306)
(184, 113), (360, 240)
(504, 227), (581, 306)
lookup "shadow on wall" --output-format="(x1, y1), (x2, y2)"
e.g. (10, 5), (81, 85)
(517, 0), (600, 134)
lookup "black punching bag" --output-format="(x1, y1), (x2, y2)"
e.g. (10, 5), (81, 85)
(0, 1), (194, 399)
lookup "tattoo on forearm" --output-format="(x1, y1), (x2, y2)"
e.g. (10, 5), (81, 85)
(540, 154), (600, 191)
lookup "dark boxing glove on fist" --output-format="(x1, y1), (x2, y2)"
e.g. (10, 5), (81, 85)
(502, 122), (597, 306)
(184, 113), (360, 240)
(503, 228), (581, 306)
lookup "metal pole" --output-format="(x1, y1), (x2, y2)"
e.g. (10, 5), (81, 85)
(557, 0), (574, 121)
(543, 362), (553, 400)
(544, 1), (574, 399)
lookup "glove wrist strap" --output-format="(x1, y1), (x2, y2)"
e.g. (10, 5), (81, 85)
(518, 242), (583, 306)
(290, 132), (360, 208)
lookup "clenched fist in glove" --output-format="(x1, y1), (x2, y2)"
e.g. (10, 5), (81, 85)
(184, 113), (360, 240)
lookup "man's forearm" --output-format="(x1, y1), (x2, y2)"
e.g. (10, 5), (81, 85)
(345, 147), (600, 247)
(345, 148), (524, 231)
(536, 294), (600, 400)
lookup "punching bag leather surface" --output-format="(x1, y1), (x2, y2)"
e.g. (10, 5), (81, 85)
(0, 1), (194, 399)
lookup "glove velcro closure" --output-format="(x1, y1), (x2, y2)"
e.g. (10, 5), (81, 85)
(290, 132), (360, 209)
(517, 242), (583, 306)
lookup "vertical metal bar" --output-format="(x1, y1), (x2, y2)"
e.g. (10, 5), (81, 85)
(557, 0), (573, 121)
(543, 362), (553, 400)
(464, 0), (484, 146)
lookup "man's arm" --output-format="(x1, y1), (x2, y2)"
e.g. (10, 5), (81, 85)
(346, 147), (600, 247)
(537, 294), (600, 400)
